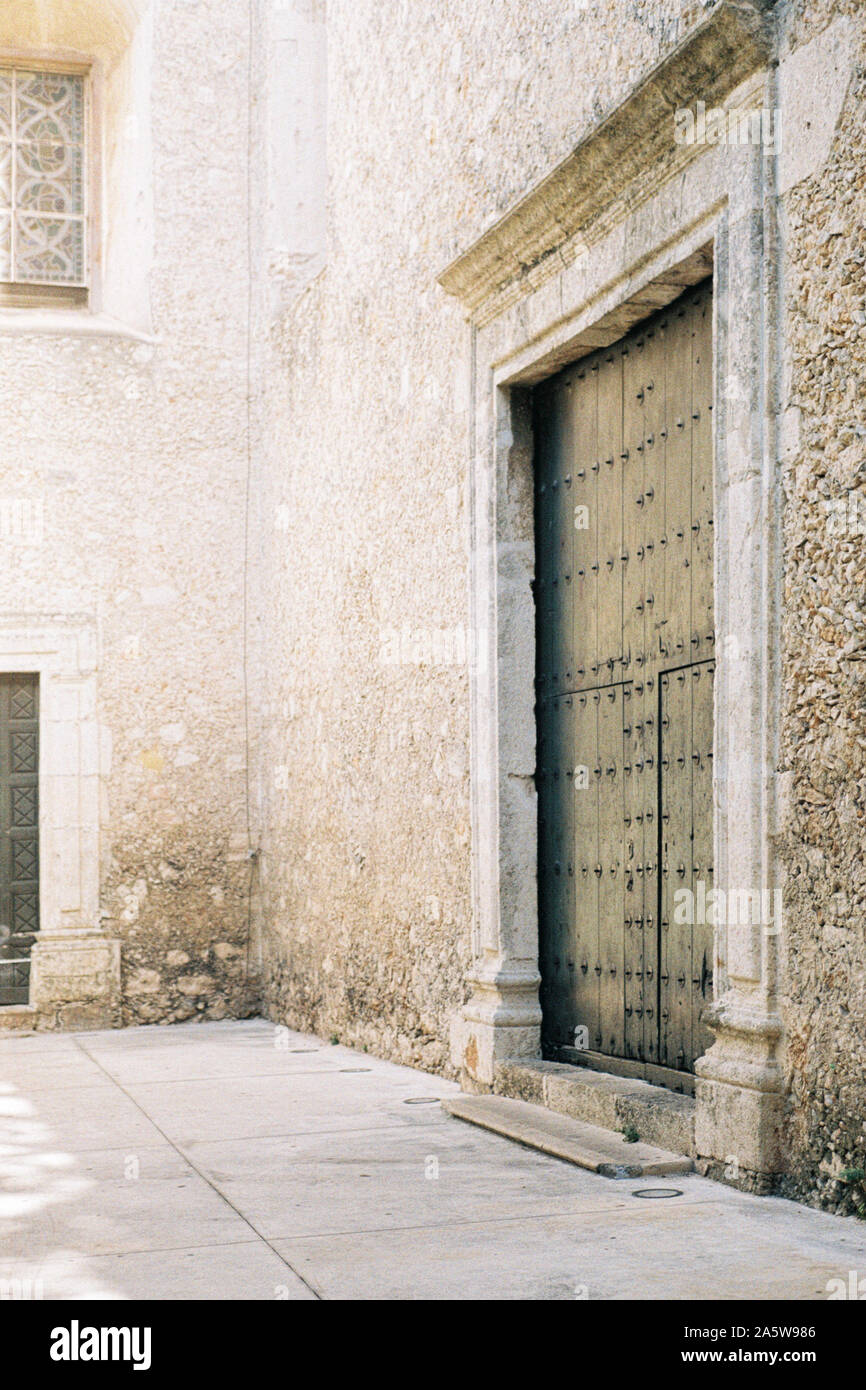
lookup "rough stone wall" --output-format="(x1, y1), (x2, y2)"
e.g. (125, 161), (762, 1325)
(776, 0), (866, 1212)
(0, 0), (258, 1025)
(254, 0), (721, 1071)
(109, 0), (258, 1024)
(258, 0), (866, 1211)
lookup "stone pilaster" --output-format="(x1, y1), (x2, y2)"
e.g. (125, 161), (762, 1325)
(694, 991), (785, 1185)
(452, 959), (542, 1090)
(30, 928), (121, 1030)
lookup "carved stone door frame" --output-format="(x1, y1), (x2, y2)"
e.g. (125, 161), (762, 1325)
(439, 0), (794, 1185)
(0, 614), (120, 1027)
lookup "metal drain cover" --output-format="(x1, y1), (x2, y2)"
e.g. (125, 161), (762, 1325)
(403, 1097), (442, 1106)
(631, 1187), (684, 1199)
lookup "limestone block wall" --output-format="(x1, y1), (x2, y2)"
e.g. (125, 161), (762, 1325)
(0, 0), (258, 1025)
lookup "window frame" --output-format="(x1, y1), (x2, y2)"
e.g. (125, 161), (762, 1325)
(0, 51), (96, 311)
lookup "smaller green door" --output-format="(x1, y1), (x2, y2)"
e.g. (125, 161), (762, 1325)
(0, 675), (39, 1005)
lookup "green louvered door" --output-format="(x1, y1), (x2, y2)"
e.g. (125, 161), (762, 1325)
(535, 281), (714, 1079)
(0, 675), (39, 1005)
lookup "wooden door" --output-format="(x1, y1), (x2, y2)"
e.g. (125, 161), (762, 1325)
(535, 281), (714, 1077)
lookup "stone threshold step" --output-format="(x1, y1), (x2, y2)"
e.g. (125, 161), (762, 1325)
(495, 1059), (696, 1157)
(442, 1094), (694, 1178)
(0, 1005), (38, 1033)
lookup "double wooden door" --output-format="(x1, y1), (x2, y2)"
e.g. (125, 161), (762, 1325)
(535, 281), (714, 1076)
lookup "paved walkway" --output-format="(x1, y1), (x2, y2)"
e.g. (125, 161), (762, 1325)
(1, 1018), (865, 1300)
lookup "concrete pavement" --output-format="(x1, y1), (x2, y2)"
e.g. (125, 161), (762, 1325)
(1, 1018), (865, 1300)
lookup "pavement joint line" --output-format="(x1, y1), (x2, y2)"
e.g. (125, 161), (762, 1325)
(266, 1198), (740, 1244)
(2, 1237), (288, 1264)
(118, 1076), (452, 1089)
(1, 1080), (125, 1095)
(72, 1036), (326, 1302)
(65, 1069), (406, 1087)
(7, 1195), (737, 1253)
(0, 1081), (117, 1094)
(29, 1142), (184, 1155)
(117, 1120), (459, 1145)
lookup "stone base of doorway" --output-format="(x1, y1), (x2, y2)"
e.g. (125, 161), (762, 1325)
(0, 930), (123, 1033)
(0, 1004), (39, 1034)
(493, 1058), (696, 1157)
(442, 1093), (693, 1178)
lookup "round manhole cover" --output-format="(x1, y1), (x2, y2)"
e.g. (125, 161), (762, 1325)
(631, 1187), (684, 1199)
(403, 1097), (441, 1106)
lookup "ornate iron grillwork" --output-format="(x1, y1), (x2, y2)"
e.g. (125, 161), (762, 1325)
(0, 68), (86, 287)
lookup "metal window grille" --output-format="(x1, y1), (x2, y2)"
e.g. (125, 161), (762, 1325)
(0, 67), (86, 288)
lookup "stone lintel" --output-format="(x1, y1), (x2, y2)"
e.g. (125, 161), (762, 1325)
(438, 0), (775, 317)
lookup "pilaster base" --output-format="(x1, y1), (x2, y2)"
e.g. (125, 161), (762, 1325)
(451, 961), (542, 1089)
(30, 928), (122, 1030)
(694, 990), (785, 1183)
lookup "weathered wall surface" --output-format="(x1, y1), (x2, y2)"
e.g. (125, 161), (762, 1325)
(0, 0), (258, 1025)
(257, 0), (866, 1214)
(2, 0), (863, 1214)
(776, 0), (866, 1212)
(254, 0), (725, 1071)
